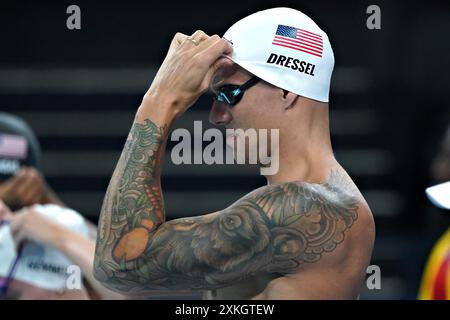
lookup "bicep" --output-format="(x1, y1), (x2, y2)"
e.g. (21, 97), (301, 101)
(134, 200), (274, 291)
(112, 181), (359, 293)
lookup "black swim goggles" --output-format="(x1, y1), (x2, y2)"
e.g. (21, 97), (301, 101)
(211, 76), (261, 106)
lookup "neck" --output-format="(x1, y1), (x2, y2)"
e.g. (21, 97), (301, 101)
(264, 108), (336, 185)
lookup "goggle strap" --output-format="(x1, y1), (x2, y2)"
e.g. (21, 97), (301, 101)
(240, 76), (261, 90)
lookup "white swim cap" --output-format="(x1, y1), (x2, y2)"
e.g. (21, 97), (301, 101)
(0, 204), (89, 291)
(223, 7), (334, 102)
(426, 181), (450, 210)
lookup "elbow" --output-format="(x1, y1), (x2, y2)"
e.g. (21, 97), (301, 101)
(92, 264), (114, 288)
(92, 264), (107, 285)
(92, 263), (144, 298)
(92, 263), (124, 294)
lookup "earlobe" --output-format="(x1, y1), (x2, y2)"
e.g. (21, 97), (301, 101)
(281, 90), (298, 110)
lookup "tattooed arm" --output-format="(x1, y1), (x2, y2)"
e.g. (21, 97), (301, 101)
(93, 31), (359, 294)
(93, 105), (359, 293)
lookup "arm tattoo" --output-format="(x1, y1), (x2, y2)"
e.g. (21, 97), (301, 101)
(94, 117), (360, 293)
(94, 118), (166, 285)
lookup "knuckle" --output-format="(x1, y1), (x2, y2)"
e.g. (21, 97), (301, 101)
(173, 32), (185, 43)
(195, 30), (208, 38)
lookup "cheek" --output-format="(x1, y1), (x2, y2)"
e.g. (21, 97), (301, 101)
(231, 107), (264, 134)
(247, 92), (281, 127)
(233, 86), (281, 130)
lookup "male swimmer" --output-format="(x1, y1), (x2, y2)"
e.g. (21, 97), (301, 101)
(94, 8), (375, 299)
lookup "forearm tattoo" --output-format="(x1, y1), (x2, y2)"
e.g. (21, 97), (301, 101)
(94, 117), (359, 293)
(94, 118), (165, 286)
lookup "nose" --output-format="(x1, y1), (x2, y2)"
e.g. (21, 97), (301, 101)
(209, 101), (233, 126)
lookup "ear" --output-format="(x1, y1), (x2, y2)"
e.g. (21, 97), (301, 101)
(279, 89), (298, 110)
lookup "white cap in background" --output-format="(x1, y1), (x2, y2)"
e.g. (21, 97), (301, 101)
(0, 204), (89, 291)
(426, 181), (450, 210)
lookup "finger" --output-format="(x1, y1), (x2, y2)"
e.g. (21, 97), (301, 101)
(189, 30), (210, 43)
(181, 30), (210, 49)
(196, 37), (233, 67)
(195, 34), (221, 51)
(202, 57), (233, 93)
(168, 32), (189, 54)
(174, 32), (188, 45)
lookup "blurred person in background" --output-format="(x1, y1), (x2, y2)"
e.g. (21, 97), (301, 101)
(0, 112), (99, 236)
(0, 112), (124, 299)
(0, 112), (63, 210)
(0, 200), (124, 299)
(418, 126), (450, 300)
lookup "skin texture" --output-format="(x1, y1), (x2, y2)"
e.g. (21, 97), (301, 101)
(94, 30), (375, 299)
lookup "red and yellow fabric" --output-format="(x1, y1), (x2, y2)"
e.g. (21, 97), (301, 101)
(418, 227), (450, 300)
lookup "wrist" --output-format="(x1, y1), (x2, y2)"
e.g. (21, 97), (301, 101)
(138, 93), (179, 127)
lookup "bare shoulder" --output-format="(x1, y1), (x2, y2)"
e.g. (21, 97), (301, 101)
(226, 169), (375, 274)
(140, 169), (374, 292)
(239, 170), (375, 299)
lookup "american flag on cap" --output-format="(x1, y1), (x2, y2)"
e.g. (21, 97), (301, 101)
(0, 134), (27, 159)
(272, 24), (323, 58)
